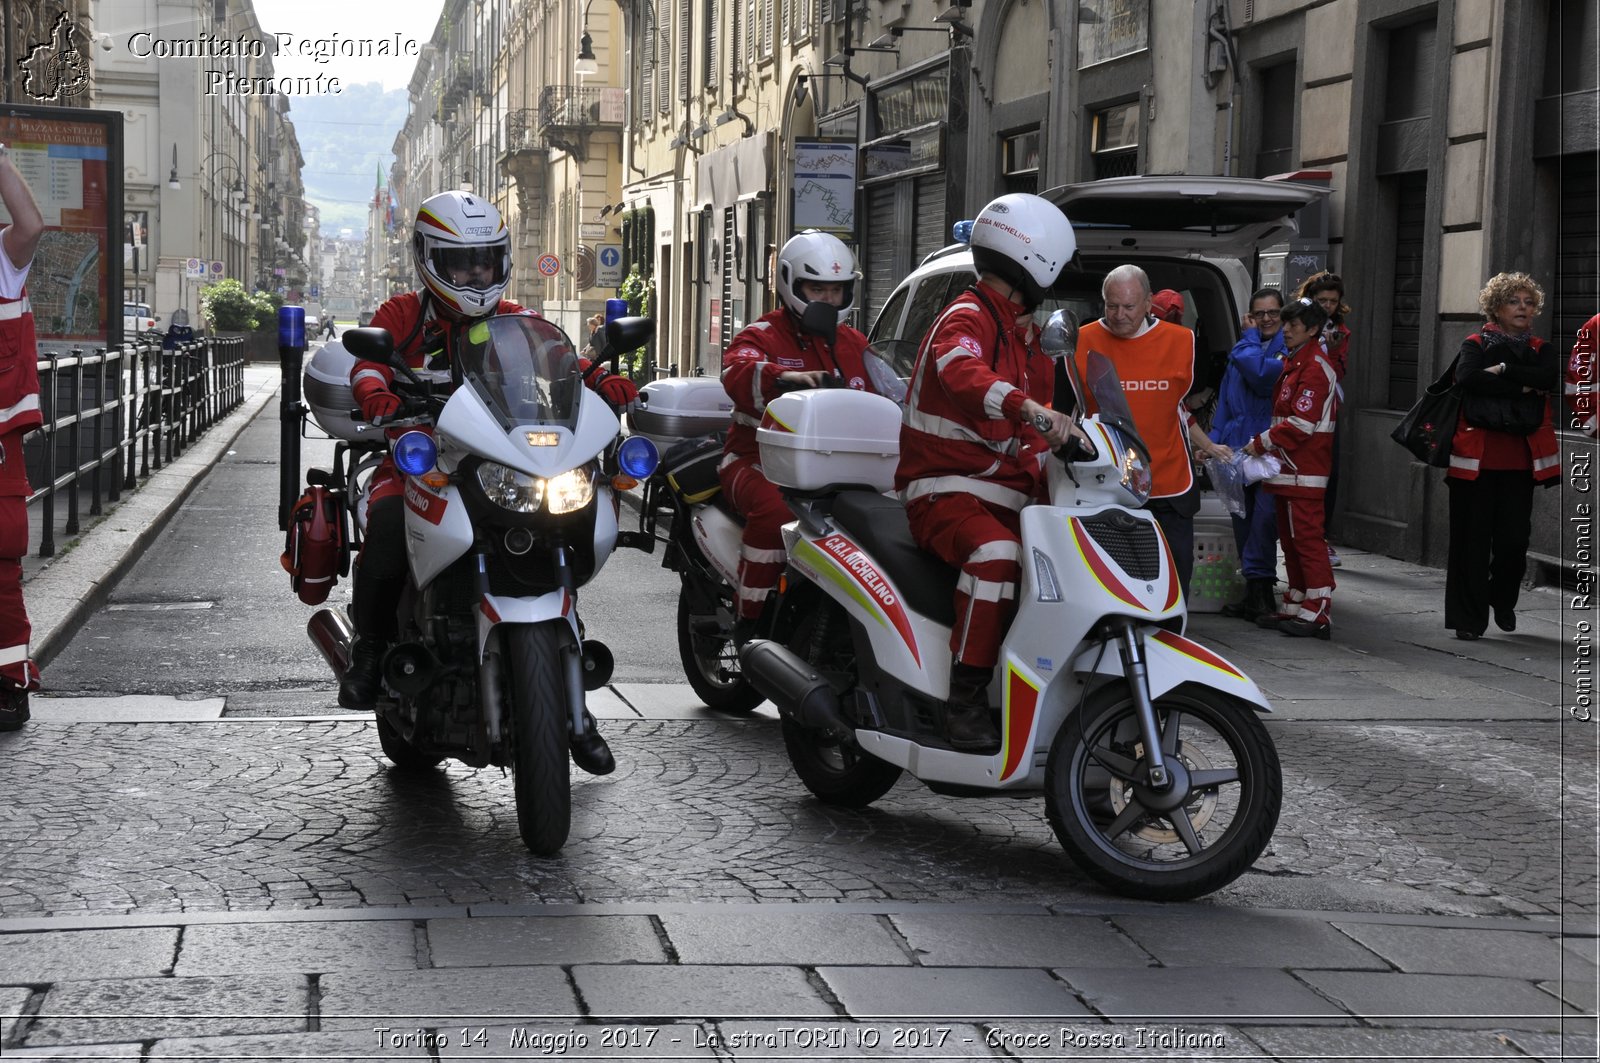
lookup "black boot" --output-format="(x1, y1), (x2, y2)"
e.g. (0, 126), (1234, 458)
(0, 686), (29, 731)
(338, 637), (386, 711)
(945, 663), (1000, 753)
(570, 710), (616, 776)
(1220, 578), (1275, 622)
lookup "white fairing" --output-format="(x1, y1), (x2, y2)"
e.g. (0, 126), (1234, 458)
(436, 384), (619, 479)
(691, 504), (744, 587)
(401, 476), (475, 589)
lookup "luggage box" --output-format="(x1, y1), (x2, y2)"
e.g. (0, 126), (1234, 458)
(757, 390), (901, 493)
(630, 378), (734, 448)
(1189, 493), (1244, 614)
(302, 341), (365, 442)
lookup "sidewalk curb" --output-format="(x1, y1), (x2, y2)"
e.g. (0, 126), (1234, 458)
(24, 371), (281, 669)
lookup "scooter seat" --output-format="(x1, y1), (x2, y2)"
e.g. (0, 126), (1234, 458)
(829, 491), (957, 627)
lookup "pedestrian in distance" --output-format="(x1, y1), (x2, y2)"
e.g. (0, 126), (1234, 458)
(1075, 264), (1233, 600)
(1244, 297), (1340, 639)
(1443, 272), (1562, 641)
(321, 315), (337, 340)
(896, 194), (1082, 752)
(0, 142), (47, 731)
(1296, 271), (1351, 568)
(1210, 287), (1288, 622)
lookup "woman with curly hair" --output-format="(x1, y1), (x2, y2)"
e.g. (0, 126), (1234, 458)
(1296, 272), (1351, 566)
(1444, 272), (1562, 641)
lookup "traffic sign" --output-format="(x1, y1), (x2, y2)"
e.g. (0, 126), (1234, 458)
(209, 261), (224, 277)
(537, 254), (561, 277)
(185, 258), (205, 278)
(596, 244), (623, 288)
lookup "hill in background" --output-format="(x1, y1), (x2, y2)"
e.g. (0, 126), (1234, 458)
(285, 83), (409, 239)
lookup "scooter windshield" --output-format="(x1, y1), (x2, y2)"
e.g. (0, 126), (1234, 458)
(1081, 348), (1152, 466)
(454, 314), (583, 432)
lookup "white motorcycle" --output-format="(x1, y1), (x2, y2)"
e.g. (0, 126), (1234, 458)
(740, 312), (1282, 900)
(301, 314), (661, 856)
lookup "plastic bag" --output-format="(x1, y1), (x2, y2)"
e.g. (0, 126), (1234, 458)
(1239, 452), (1281, 484)
(1204, 454), (1248, 518)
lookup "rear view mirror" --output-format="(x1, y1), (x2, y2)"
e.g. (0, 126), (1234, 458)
(342, 327), (397, 366)
(603, 316), (655, 356)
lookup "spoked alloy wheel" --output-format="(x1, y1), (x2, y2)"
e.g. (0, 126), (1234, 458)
(1045, 682), (1281, 901)
(504, 623), (572, 856)
(676, 579), (763, 713)
(779, 600), (901, 807)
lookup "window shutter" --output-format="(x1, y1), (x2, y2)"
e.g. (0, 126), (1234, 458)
(761, 0), (774, 57)
(641, 7), (656, 116)
(704, 0), (719, 87)
(678, 0), (691, 102)
(730, 0), (742, 84)
(658, 17), (671, 114)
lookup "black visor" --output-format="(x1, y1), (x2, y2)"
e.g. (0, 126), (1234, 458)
(431, 244), (507, 285)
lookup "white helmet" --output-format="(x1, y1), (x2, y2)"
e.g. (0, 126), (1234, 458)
(776, 230), (861, 324)
(969, 193), (1075, 310)
(412, 190), (512, 320)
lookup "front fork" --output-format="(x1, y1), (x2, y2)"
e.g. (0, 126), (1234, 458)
(1112, 617), (1171, 789)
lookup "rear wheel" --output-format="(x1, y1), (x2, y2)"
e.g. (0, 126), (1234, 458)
(1045, 682), (1281, 901)
(375, 711), (444, 770)
(504, 624), (572, 855)
(676, 578), (763, 714)
(779, 599), (901, 807)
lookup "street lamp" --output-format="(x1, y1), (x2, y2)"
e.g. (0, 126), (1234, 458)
(573, 0), (599, 76)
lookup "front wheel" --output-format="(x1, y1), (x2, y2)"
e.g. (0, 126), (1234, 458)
(504, 624), (573, 855)
(1045, 682), (1281, 901)
(676, 579), (763, 714)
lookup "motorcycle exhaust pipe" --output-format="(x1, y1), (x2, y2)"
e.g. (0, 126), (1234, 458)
(739, 639), (849, 733)
(308, 608), (355, 677)
(580, 639), (614, 691)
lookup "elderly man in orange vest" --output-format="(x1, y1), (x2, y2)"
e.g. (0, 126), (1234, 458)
(0, 143), (46, 731)
(1076, 265), (1231, 598)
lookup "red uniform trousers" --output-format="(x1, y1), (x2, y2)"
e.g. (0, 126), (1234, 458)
(0, 494), (37, 690)
(906, 493), (1022, 669)
(719, 455), (790, 621)
(1270, 490), (1334, 624)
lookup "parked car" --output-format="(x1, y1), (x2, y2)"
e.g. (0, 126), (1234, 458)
(867, 175), (1330, 414)
(122, 302), (157, 338)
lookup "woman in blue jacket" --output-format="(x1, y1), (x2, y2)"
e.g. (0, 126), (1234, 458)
(1209, 287), (1288, 620)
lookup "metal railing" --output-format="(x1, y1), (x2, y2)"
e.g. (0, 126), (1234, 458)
(24, 336), (246, 557)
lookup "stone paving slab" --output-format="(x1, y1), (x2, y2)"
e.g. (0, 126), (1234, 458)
(817, 967), (1088, 1021)
(1332, 921), (1576, 978)
(1, 984), (31, 1043)
(985, 1022), (1263, 1058)
(1239, 1023), (1525, 1059)
(572, 964), (831, 1020)
(1052, 966), (1347, 1025)
(22, 972), (308, 1046)
(434, 1023), (720, 1058)
(173, 919), (418, 975)
(0, 926), (177, 982)
(30, 695), (225, 722)
(318, 965), (578, 1030)
(1296, 970), (1580, 1030)
(715, 1020), (997, 1058)
(426, 915), (666, 967)
(1502, 1028), (1600, 1061)
(4, 1043), (143, 1059)
(1107, 911), (1388, 970)
(886, 913), (1148, 969)
(659, 910), (910, 966)
(1536, 977), (1599, 1011)
(612, 682), (777, 720)
(148, 1028), (431, 1059)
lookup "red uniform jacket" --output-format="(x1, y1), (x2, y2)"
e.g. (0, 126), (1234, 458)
(895, 282), (1052, 512)
(0, 290), (41, 497)
(1447, 331), (1561, 484)
(1255, 338), (1340, 499)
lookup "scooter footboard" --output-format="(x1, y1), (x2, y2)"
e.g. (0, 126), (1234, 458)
(1071, 626), (1272, 712)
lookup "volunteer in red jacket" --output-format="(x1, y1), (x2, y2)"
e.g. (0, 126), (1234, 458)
(0, 143), (45, 732)
(896, 194), (1080, 752)
(1243, 298), (1340, 639)
(719, 230), (882, 646)
(343, 191), (636, 773)
(1075, 265), (1232, 599)
(1569, 312), (1598, 437)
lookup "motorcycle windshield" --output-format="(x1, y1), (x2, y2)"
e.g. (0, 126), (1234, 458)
(454, 314), (583, 432)
(1082, 348), (1152, 464)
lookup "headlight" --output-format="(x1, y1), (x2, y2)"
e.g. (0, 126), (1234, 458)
(545, 466), (595, 514)
(1119, 442), (1153, 504)
(476, 462), (544, 513)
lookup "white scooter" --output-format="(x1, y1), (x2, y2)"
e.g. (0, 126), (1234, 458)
(301, 314), (661, 856)
(740, 312), (1282, 900)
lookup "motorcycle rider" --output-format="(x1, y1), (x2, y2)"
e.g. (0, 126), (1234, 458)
(719, 230), (883, 646)
(341, 190), (637, 774)
(896, 194), (1080, 752)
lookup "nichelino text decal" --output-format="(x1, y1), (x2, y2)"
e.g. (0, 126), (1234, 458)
(795, 534), (921, 666)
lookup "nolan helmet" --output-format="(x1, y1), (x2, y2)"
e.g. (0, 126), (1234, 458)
(776, 230), (861, 324)
(968, 193), (1075, 310)
(412, 190), (512, 320)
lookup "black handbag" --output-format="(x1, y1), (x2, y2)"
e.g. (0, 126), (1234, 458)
(1391, 355), (1463, 467)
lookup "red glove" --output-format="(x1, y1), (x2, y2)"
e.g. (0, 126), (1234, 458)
(596, 373), (639, 408)
(360, 389), (402, 425)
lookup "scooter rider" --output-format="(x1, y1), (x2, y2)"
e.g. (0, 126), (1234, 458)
(341, 190), (637, 774)
(719, 230), (883, 646)
(895, 194), (1080, 752)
